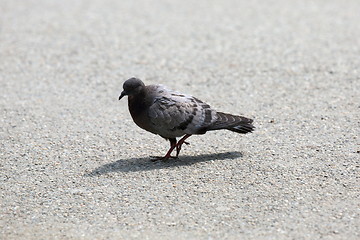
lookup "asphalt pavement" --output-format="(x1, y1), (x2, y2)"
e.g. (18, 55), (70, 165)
(1, 0), (359, 239)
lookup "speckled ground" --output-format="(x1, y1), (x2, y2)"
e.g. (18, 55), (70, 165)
(1, 0), (359, 239)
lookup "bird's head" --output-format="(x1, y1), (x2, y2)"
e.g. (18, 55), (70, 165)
(119, 77), (145, 100)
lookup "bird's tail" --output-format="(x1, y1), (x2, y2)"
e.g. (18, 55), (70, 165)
(208, 112), (254, 134)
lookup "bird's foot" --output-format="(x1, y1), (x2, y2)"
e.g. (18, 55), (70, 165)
(150, 155), (178, 162)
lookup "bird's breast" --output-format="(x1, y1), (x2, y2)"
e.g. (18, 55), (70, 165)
(128, 96), (155, 133)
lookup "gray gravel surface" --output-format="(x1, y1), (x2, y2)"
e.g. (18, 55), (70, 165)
(1, 0), (359, 239)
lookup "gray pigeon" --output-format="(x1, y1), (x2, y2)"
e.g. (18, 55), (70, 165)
(119, 77), (254, 160)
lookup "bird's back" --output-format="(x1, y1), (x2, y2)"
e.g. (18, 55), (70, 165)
(143, 85), (218, 138)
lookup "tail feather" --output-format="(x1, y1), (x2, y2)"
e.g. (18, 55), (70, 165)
(208, 112), (254, 134)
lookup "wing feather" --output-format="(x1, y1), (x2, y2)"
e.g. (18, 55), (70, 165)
(146, 87), (217, 138)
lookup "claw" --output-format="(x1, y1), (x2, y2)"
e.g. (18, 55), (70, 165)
(150, 155), (178, 162)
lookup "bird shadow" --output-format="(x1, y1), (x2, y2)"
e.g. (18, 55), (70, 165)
(87, 151), (243, 176)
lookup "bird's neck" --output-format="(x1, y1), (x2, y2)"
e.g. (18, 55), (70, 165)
(128, 91), (147, 117)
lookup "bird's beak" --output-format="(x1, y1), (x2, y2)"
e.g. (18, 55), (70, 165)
(119, 91), (127, 100)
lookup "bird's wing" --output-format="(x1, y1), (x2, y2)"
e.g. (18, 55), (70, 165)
(147, 90), (218, 137)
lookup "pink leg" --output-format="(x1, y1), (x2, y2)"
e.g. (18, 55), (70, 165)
(151, 138), (177, 161)
(162, 145), (177, 159)
(175, 134), (192, 157)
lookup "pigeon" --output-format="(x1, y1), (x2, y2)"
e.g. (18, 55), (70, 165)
(119, 77), (254, 160)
